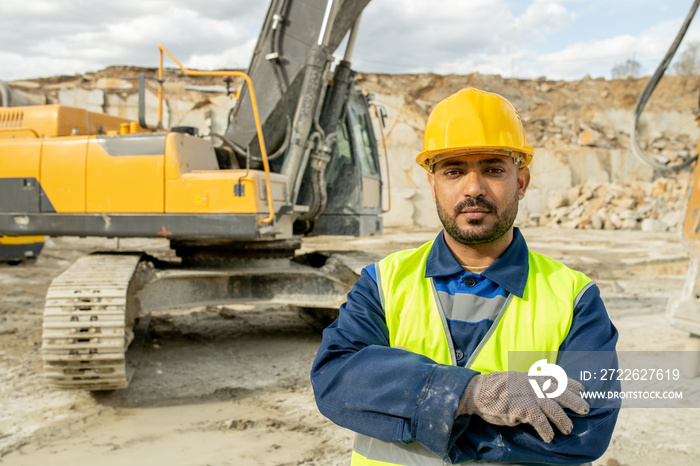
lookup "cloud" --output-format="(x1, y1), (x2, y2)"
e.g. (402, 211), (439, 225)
(0, 0), (694, 82)
(536, 35), (640, 78)
(0, 51), (87, 81)
(350, 0), (575, 78)
(535, 18), (692, 79)
(352, 1), (518, 71)
(0, 1), (265, 79)
(517, 0), (573, 35)
(186, 41), (259, 70)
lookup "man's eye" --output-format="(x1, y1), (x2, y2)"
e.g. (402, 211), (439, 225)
(486, 168), (505, 174)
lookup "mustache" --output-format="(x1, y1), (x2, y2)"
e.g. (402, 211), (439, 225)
(454, 197), (498, 215)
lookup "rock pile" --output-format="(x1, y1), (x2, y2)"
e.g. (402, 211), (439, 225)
(525, 115), (696, 169)
(537, 175), (690, 232)
(634, 130), (697, 167)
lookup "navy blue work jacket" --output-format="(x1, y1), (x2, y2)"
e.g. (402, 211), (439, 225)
(311, 228), (619, 464)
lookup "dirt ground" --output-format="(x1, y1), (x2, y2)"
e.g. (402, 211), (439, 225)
(1, 226), (699, 466)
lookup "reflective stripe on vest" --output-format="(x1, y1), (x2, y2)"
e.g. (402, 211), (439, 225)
(352, 239), (592, 466)
(352, 436), (522, 466)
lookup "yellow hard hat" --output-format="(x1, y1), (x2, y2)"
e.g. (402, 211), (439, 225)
(416, 88), (533, 171)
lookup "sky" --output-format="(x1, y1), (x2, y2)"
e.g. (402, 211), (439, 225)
(2, 0), (700, 82)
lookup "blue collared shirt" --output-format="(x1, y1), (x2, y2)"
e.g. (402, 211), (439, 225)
(311, 228), (619, 464)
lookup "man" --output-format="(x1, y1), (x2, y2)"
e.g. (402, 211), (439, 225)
(310, 88), (619, 465)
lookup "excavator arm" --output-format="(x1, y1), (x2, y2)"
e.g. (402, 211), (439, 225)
(225, 0), (376, 233)
(226, 0), (370, 159)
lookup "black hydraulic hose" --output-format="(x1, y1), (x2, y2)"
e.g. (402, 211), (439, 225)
(265, 115), (292, 161)
(209, 132), (247, 158)
(212, 113), (291, 163)
(270, 0), (288, 76)
(253, 0), (292, 163)
(296, 132), (325, 222)
(296, 86), (334, 222)
(631, 0), (700, 171)
(224, 0), (292, 164)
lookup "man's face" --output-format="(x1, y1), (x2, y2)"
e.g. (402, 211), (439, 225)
(428, 153), (530, 245)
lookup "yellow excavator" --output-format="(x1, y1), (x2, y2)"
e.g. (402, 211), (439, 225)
(633, 0), (700, 376)
(0, 0), (386, 390)
(0, 235), (44, 265)
(1, 82), (46, 264)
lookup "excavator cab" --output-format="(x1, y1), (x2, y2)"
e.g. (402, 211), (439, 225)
(299, 88), (384, 237)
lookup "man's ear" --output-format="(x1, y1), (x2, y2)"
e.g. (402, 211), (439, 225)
(517, 166), (530, 200)
(428, 172), (436, 203)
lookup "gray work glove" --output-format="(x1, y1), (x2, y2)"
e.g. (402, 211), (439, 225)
(456, 371), (590, 443)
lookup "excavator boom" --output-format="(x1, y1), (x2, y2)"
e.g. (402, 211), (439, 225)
(227, 0), (370, 159)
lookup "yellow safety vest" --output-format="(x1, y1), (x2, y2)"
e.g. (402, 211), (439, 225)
(352, 239), (592, 466)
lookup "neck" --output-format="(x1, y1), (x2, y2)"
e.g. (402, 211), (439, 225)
(443, 228), (514, 268)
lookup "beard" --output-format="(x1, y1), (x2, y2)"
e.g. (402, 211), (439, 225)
(436, 192), (519, 245)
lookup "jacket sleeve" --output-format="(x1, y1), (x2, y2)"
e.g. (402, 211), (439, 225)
(310, 266), (478, 458)
(453, 283), (621, 465)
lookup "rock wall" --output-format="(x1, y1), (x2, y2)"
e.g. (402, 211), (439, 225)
(354, 73), (698, 231)
(4, 67), (698, 232)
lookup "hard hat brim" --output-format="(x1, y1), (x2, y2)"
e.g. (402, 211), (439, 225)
(416, 146), (534, 172)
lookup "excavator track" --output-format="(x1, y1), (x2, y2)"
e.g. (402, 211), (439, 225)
(41, 254), (144, 391)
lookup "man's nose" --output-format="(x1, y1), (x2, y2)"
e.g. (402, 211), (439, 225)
(461, 170), (487, 198)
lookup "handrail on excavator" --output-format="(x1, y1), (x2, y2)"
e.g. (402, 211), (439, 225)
(157, 44), (275, 225)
